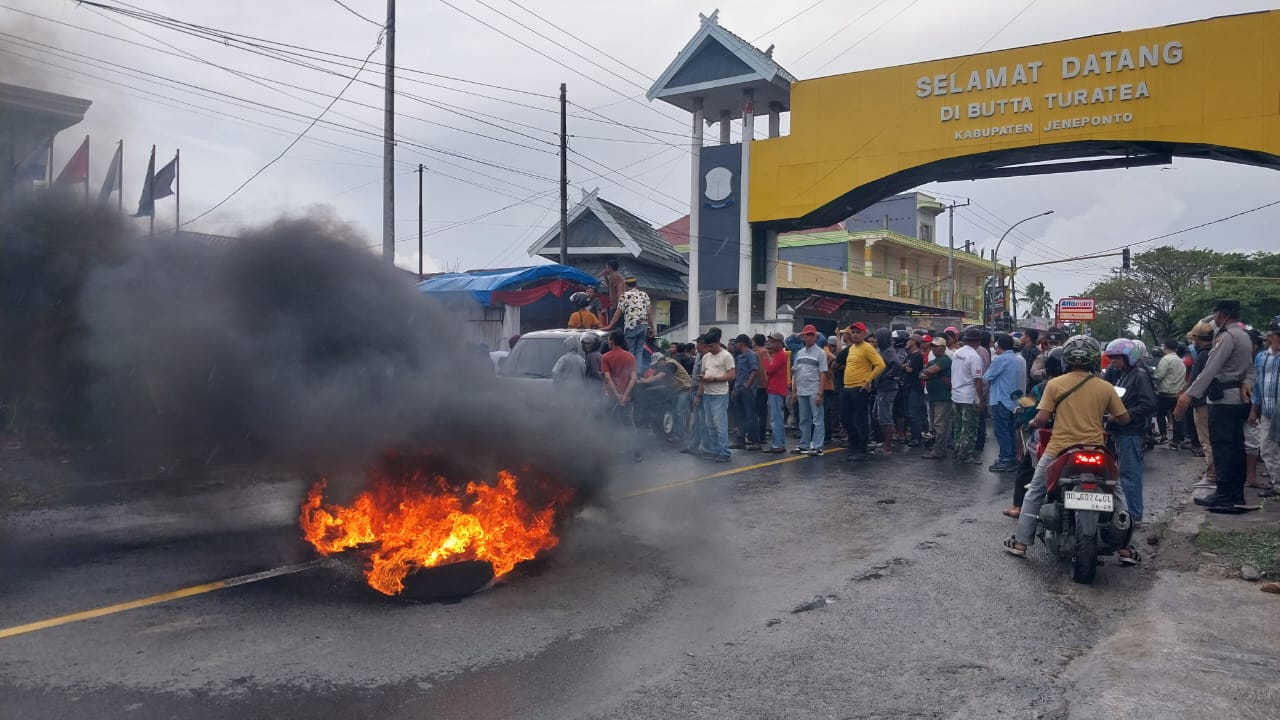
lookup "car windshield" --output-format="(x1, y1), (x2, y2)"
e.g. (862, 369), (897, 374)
(499, 337), (568, 379)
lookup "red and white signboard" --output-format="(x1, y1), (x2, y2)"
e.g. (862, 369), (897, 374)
(1056, 297), (1096, 322)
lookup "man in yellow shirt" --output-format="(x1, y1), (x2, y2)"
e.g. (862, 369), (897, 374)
(840, 322), (886, 460)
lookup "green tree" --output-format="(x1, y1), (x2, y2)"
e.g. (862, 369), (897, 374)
(1083, 247), (1222, 342)
(1019, 281), (1053, 318)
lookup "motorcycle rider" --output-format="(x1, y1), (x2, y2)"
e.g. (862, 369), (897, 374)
(1003, 336), (1137, 563)
(1105, 339), (1159, 527)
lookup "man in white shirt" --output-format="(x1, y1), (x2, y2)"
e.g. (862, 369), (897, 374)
(698, 328), (735, 462)
(950, 327), (987, 465)
(791, 325), (830, 456)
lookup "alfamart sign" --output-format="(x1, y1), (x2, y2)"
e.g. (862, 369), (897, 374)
(919, 41), (1183, 141)
(750, 11), (1280, 226)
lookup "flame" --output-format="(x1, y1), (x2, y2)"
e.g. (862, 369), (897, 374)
(299, 465), (572, 595)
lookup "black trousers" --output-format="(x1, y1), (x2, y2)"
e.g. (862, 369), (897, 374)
(755, 388), (768, 441)
(823, 390), (838, 441)
(1157, 394), (1184, 442)
(1209, 403), (1249, 502)
(842, 389), (871, 453)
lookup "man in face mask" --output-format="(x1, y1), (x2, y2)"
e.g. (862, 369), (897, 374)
(1177, 299), (1256, 510)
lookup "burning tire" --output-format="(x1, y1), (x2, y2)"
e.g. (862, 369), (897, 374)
(299, 453), (575, 598)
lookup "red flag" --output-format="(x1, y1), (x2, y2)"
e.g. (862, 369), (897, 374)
(54, 136), (89, 185)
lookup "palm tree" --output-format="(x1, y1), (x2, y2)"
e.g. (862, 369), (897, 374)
(1021, 281), (1053, 318)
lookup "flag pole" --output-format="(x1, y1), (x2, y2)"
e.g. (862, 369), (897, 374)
(175, 148), (180, 234)
(148, 144), (155, 238)
(117, 140), (123, 213)
(84, 135), (90, 207)
(46, 135), (53, 185)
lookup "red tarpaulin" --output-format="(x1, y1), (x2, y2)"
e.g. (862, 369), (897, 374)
(490, 279), (574, 307)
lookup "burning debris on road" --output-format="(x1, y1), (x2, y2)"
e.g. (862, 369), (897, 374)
(0, 196), (614, 591)
(300, 452), (577, 597)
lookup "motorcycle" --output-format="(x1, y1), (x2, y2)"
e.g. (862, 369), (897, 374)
(1024, 387), (1134, 584)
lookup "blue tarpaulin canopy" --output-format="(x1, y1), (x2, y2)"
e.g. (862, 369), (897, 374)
(415, 264), (599, 306)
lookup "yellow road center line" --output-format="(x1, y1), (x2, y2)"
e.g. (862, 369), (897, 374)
(620, 448), (845, 498)
(0, 559), (324, 640)
(2, 450), (840, 640)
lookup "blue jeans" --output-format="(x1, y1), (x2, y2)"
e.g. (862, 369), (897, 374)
(702, 394), (731, 458)
(1016, 452), (1129, 546)
(733, 389), (760, 444)
(1114, 434), (1145, 522)
(797, 394), (825, 450)
(768, 393), (786, 449)
(992, 403), (1016, 464)
(625, 326), (648, 374)
(686, 391), (707, 452)
(674, 392), (691, 442)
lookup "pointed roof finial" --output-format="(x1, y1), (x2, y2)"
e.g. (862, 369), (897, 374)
(698, 8), (720, 25)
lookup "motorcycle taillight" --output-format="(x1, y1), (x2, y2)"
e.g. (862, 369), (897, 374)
(1080, 482), (1099, 492)
(1072, 452), (1106, 466)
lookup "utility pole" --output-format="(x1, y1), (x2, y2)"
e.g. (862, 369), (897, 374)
(559, 82), (568, 266)
(945, 198), (969, 311)
(417, 163), (424, 279)
(382, 0), (396, 264)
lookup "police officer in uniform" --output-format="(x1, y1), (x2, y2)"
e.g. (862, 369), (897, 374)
(1176, 299), (1256, 509)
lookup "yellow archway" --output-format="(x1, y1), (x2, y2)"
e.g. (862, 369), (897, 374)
(750, 10), (1280, 229)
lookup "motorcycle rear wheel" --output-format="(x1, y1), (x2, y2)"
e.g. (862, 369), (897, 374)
(1071, 522), (1099, 584)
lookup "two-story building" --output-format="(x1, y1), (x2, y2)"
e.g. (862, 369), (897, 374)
(660, 191), (1006, 334)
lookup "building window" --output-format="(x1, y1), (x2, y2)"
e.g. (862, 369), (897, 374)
(919, 223), (933, 243)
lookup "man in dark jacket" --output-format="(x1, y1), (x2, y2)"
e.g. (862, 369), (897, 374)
(1106, 339), (1159, 525)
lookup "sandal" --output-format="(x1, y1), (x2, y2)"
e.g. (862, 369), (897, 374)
(1002, 536), (1027, 557)
(1117, 547), (1141, 566)
(1002, 507), (1021, 519)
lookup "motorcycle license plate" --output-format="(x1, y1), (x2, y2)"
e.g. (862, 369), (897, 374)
(1064, 491), (1113, 512)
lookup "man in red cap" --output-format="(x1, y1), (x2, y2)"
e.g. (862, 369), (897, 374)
(791, 324), (830, 455)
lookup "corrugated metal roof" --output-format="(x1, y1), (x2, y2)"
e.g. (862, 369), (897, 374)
(596, 198), (689, 269)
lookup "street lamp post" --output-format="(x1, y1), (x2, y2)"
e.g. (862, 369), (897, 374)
(990, 210), (1053, 325)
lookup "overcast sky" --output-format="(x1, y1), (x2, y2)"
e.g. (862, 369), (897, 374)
(5, 0), (1278, 300)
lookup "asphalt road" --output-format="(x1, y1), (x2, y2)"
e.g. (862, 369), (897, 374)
(0, 436), (1195, 720)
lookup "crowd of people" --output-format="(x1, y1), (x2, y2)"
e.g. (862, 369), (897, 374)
(543, 288), (1279, 562)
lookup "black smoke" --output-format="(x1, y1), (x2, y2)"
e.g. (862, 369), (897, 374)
(0, 195), (609, 500)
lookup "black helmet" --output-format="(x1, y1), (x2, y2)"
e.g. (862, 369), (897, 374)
(1061, 335), (1102, 371)
(891, 329), (910, 347)
(1044, 346), (1065, 378)
(570, 291), (591, 309)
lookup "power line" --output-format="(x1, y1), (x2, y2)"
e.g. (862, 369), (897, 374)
(750, 0), (832, 43)
(811, 0), (925, 74)
(330, 0), (383, 27)
(0, 39), (559, 198)
(790, 0), (897, 66)
(435, 0), (711, 150)
(182, 30), (386, 227)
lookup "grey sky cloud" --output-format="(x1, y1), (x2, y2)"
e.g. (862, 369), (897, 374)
(8, 0), (1278, 300)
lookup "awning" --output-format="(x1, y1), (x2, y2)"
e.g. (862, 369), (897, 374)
(416, 264), (599, 306)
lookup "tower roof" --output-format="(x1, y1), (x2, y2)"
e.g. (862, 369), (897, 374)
(646, 10), (793, 121)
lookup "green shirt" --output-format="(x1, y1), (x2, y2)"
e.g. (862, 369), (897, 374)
(925, 355), (952, 402)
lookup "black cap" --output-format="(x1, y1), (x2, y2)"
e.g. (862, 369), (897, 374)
(734, 333), (752, 345)
(962, 327), (983, 341)
(1212, 298), (1241, 314)
(1046, 327), (1069, 343)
